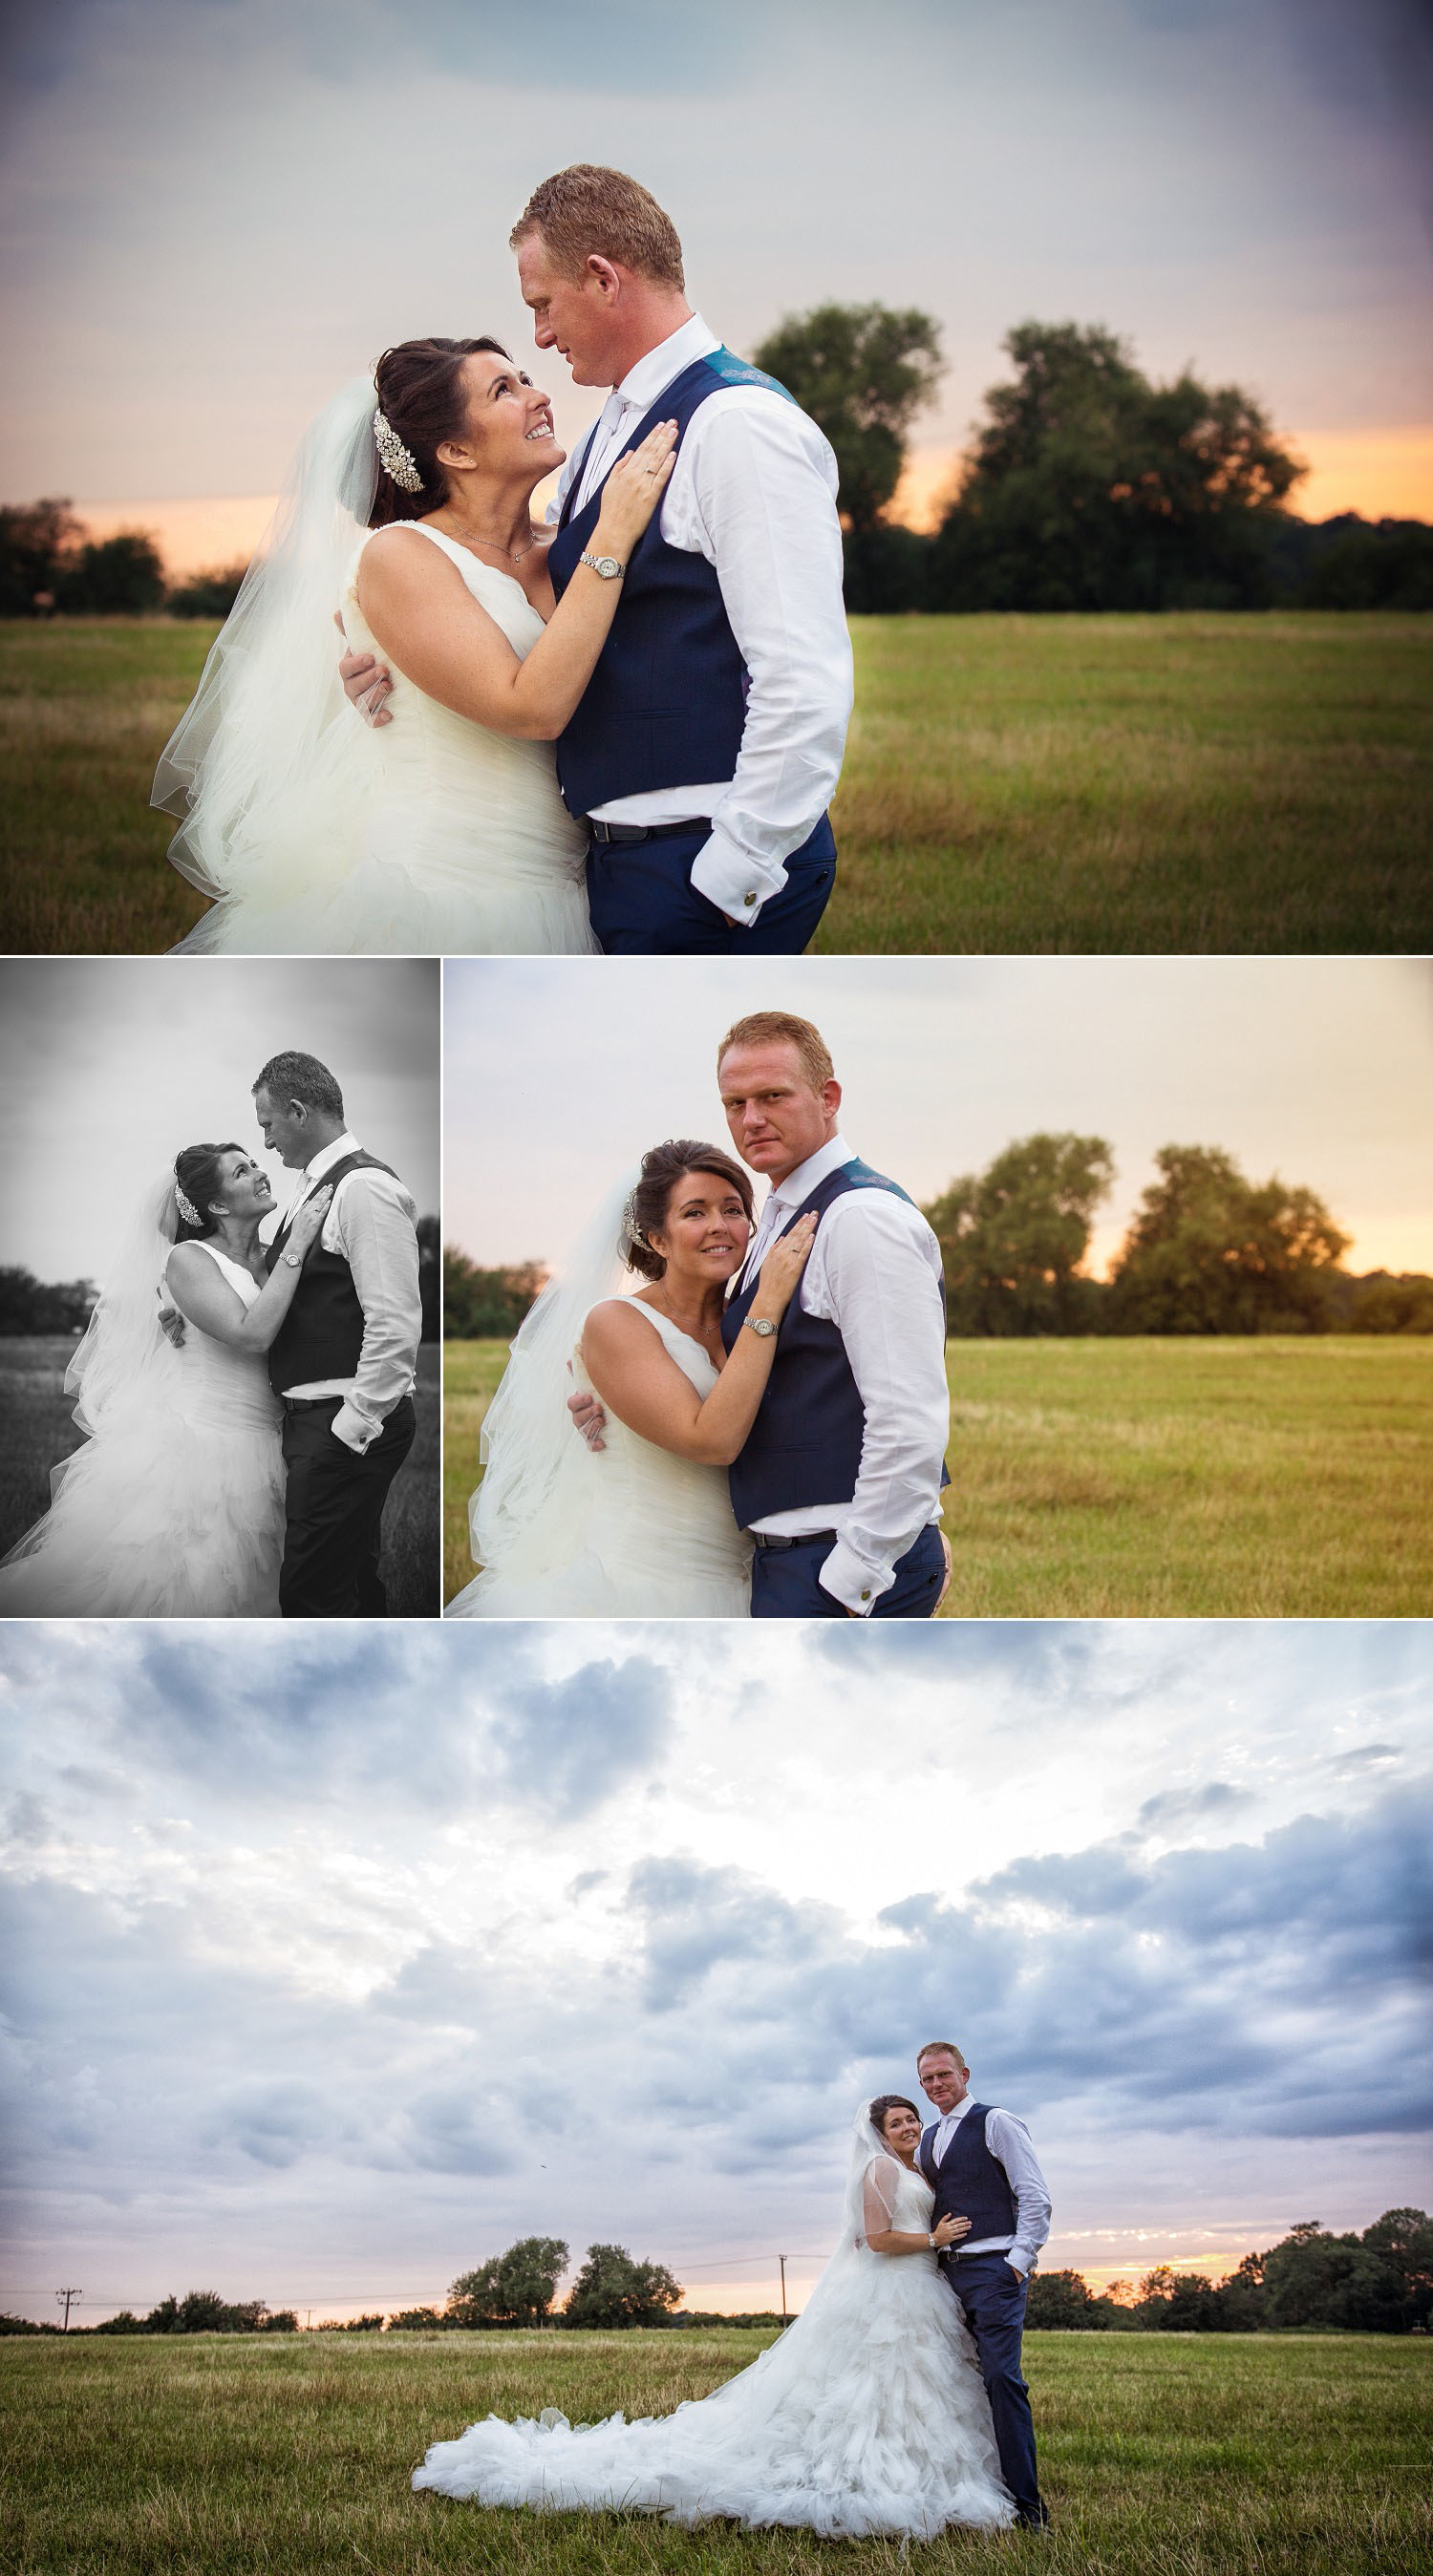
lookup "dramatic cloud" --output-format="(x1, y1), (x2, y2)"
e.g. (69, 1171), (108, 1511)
(2, 1621), (1428, 2321)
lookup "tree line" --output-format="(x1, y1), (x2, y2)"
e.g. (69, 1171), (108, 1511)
(1, 1218), (442, 1344)
(446, 1139), (1432, 1343)
(0, 500), (246, 620)
(1028, 2208), (1431, 2336)
(8, 2209), (1425, 2339)
(7, 309), (1427, 627)
(755, 307), (1432, 614)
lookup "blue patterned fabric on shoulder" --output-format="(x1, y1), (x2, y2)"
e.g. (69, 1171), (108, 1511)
(703, 347), (800, 405)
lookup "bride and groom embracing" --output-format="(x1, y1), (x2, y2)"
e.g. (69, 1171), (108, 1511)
(157, 165), (851, 961)
(0, 1054), (421, 1620)
(414, 2041), (1052, 2539)
(450, 1011), (952, 1621)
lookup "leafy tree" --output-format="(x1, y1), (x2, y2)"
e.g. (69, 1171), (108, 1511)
(1301, 519), (1433, 610)
(1108, 1145), (1348, 1334)
(385, 2305), (450, 2331)
(0, 499), (84, 614)
(924, 1132), (1115, 1336)
(447, 2236), (569, 2330)
(443, 1251), (545, 1338)
(562, 2244), (683, 2331)
(931, 322), (1303, 610)
(167, 563), (247, 618)
(55, 531), (165, 615)
(1339, 1272), (1433, 1334)
(751, 303), (944, 531)
(1025, 2268), (1111, 2329)
(137, 2289), (293, 2333)
(0, 1267), (96, 1335)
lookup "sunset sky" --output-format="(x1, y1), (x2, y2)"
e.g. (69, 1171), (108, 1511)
(2, 1618), (1427, 2324)
(3, 0), (1430, 570)
(444, 956), (1433, 1285)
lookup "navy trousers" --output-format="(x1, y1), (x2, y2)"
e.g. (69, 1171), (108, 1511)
(748, 1522), (946, 1621)
(942, 2251), (1045, 2523)
(278, 1395), (416, 1619)
(587, 813), (836, 956)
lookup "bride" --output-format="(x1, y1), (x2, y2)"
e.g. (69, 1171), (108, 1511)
(0, 1147), (330, 1618)
(412, 2095), (1015, 2538)
(446, 1139), (815, 1619)
(154, 337), (675, 956)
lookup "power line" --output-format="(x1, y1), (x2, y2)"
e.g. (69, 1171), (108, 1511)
(54, 2288), (81, 2331)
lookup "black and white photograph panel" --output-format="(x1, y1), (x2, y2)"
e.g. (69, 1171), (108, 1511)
(0, 958), (440, 1620)
(1, 1617), (1428, 2558)
(441, 952), (1433, 1622)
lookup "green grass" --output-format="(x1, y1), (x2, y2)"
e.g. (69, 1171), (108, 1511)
(0, 1336), (442, 1618)
(821, 612), (1433, 953)
(443, 1333), (1433, 1615)
(2, 2329), (1428, 2575)
(4, 613), (1429, 954)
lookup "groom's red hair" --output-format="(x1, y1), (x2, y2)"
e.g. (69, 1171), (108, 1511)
(511, 166), (685, 290)
(717, 1011), (835, 1096)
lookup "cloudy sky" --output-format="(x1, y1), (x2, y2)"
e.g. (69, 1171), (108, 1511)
(3, 0), (1430, 567)
(2, 1617), (1428, 2326)
(444, 955), (1433, 1281)
(1, 959), (439, 1278)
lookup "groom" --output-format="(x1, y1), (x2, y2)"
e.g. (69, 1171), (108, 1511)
(572, 1010), (952, 1618)
(251, 1051), (421, 1618)
(341, 163), (852, 957)
(917, 2040), (1052, 2533)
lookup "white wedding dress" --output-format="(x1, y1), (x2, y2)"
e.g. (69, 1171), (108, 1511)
(171, 527), (596, 957)
(448, 1301), (752, 1618)
(0, 1245), (285, 1619)
(412, 2140), (1013, 2538)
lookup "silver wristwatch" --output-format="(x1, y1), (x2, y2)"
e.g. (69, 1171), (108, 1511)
(579, 550), (625, 580)
(744, 1315), (777, 1338)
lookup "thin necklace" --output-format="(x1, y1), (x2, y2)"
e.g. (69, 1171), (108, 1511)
(453, 522), (537, 564)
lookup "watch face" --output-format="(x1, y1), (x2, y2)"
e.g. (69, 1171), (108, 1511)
(596, 555), (621, 578)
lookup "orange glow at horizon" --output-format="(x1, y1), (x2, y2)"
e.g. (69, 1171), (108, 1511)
(889, 427), (1433, 535)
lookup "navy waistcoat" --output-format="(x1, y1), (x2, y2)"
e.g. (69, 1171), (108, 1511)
(546, 349), (797, 820)
(719, 1158), (949, 1527)
(920, 2107), (1017, 2242)
(264, 1150), (396, 1395)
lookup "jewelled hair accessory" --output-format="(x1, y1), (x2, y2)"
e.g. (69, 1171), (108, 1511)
(174, 1181), (203, 1228)
(373, 408), (423, 494)
(621, 1188), (644, 1249)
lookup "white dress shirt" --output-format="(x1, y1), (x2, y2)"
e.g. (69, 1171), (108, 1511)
(734, 1133), (949, 1615)
(276, 1132), (421, 1455)
(926, 2097), (1052, 2278)
(551, 313), (853, 926)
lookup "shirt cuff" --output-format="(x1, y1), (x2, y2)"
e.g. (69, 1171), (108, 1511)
(688, 823), (785, 926)
(1007, 2247), (1036, 2276)
(817, 1535), (895, 1616)
(331, 1400), (378, 1454)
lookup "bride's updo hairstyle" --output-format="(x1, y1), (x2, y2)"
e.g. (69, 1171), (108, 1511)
(624, 1140), (755, 1283)
(369, 336), (515, 527)
(172, 1142), (243, 1243)
(869, 2095), (921, 2139)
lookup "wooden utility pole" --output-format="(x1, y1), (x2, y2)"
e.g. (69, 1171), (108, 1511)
(55, 2289), (80, 2331)
(779, 2256), (788, 2323)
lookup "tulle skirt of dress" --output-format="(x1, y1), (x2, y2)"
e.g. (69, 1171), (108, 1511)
(412, 2246), (1013, 2539)
(447, 1437), (753, 1620)
(171, 688), (598, 960)
(0, 1391), (285, 1618)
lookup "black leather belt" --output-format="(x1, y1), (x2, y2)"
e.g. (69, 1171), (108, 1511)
(587, 816), (710, 845)
(749, 1528), (839, 1552)
(281, 1394), (344, 1414)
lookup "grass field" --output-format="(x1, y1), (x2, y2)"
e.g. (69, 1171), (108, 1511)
(3, 613), (1429, 955)
(2, 2328), (1428, 2575)
(442, 1333), (1433, 1616)
(0, 1336), (442, 1618)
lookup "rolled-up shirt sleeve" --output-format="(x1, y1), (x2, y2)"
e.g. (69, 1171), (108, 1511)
(326, 1172), (421, 1453)
(807, 1194), (950, 1613)
(679, 396), (853, 924)
(985, 2110), (1053, 2276)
